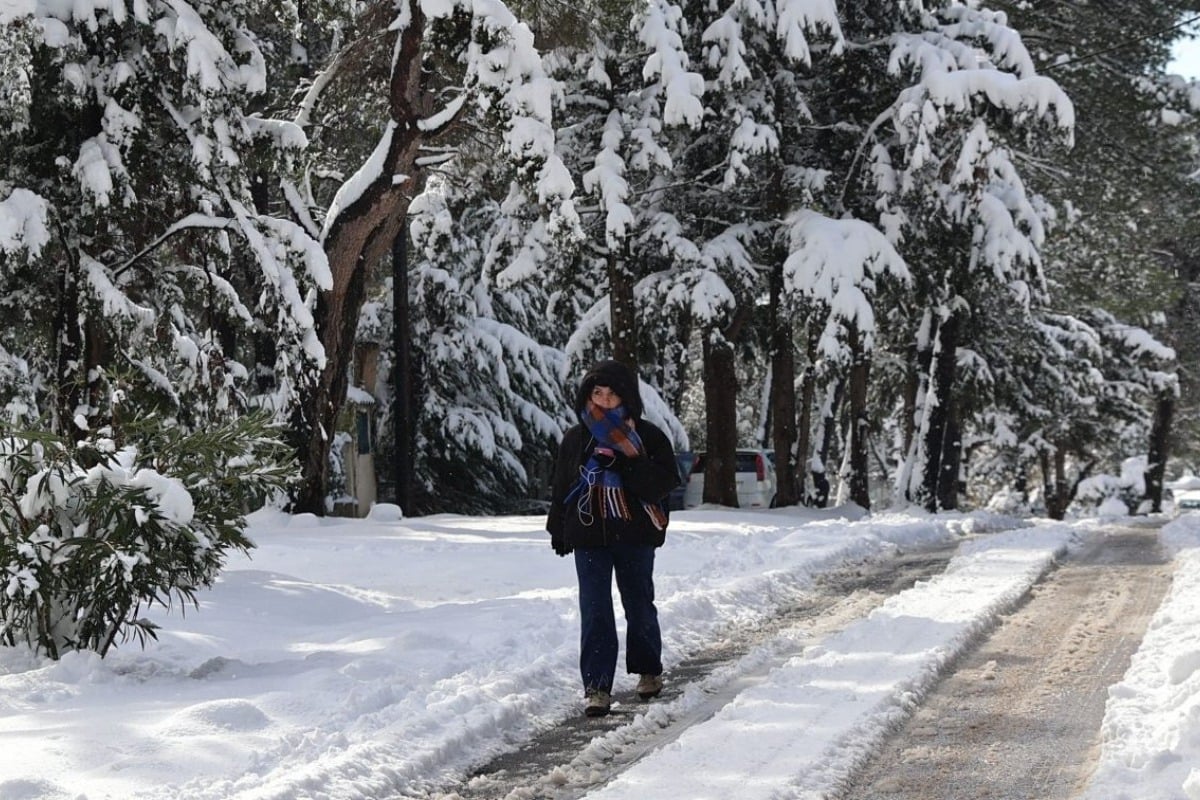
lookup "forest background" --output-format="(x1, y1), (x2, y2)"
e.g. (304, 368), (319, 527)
(3, 0), (1200, 527)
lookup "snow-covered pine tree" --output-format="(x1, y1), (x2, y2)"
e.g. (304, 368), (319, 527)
(573, 0), (851, 508)
(783, 211), (909, 508)
(993, 1), (1200, 315)
(320, 0), (704, 515)
(373, 174), (572, 514)
(966, 308), (1176, 518)
(574, 1), (1070, 512)
(280, 0), (579, 513)
(1154, 232), (1200, 489)
(990, 0), (1200, 509)
(541, 0), (705, 397)
(835, 3), (1074, 511)
(0, 1), (329, 435)
(1085, 312), (1178, 514)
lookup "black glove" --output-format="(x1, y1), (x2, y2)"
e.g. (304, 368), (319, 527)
(593, 446), (617, 469)
(552, 536), (572, 557)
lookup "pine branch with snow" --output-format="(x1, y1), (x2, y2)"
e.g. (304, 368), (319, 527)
(0, 1), (329, 434)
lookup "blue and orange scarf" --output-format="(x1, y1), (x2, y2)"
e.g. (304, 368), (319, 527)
(565, 402), (667, 530)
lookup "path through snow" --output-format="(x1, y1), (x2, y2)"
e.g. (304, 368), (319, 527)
(571, 526), (1073, 800)
(843, 523), (1171, 799)
(445, 542), (963, 800)
(422, 524), (1081, 800)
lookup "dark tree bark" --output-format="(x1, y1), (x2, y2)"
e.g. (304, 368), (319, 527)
(919, 314), (960, 512)
(53, 101), (106, 439)
(812, 379), (844, 508)
(608, 252), (639, 368)
(795, 331), (817, 504)
(290, 4), (439, 513)
(244, 173), (278, 397)
(52, 252), (107, 440)
(763, 105), (798, 506)
(769, 262), (799, 507)
(392, 233), (416, 515)
(846, 325), (871, 510)
(1143, 392), (1175, 513)
(54, 253), (83, 436)
(702, 330), (741, 507)
(901, 342), (921, 461)
(1041, 450), (1067, 520)
(936, 400), (962, 511)
(1042, 448), (1096, 521)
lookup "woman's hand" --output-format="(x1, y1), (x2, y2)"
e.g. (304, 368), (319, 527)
(593, 446), (616, 468)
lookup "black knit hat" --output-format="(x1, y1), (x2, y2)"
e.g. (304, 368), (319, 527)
(574, 359), (643, 420)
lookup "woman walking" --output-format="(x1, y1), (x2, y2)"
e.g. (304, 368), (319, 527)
(546, 359), (679, 717)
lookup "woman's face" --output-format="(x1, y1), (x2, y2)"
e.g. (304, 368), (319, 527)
(590, 384), (622, 410)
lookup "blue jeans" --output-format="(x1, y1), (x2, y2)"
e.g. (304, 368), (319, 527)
(574, 542), (663, 692)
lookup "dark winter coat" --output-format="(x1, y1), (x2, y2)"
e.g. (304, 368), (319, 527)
(545, 360), (679, 552)
(547, 421), (678, 551)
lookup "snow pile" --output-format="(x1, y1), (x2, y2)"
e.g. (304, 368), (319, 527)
(1080, 512), (1200, 800)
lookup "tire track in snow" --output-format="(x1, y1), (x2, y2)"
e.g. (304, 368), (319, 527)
(417, 543), (964, 800)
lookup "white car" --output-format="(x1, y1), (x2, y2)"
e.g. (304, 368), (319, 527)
(1176, 490), (1200, 513)
(683, 449), (776, 509)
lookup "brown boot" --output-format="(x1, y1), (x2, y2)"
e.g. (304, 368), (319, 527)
(585, 689), (612, 717)
(636, 674), (663, 700)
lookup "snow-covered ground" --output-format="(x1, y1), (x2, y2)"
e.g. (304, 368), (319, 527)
(1, 506), (1199, 800)
(1081, 512), (1200, 800)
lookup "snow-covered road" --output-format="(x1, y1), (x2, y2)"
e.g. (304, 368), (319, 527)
(578, 527), (1071, 800)
(2, 508), (1199, 800)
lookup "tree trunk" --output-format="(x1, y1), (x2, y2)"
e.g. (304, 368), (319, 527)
(1143, 392), (1174, 513)
(769, 263), (799, 507)
(1014, 466), (1029, 508)
(919, 313), (960, 512)
(795, 329), (817, 504)
(392, 232), (416, 515)
(702, 331), (740, 506)
(936, 398), (961, 511)
(1042, 449), (1068, 520)
(608, 251), (639, 367)
(898, 338), (929, 506)
(901, 342), (920, 462)
(762, 122), (797, 505)
(84, 319), (106, 421)
(1042, 447), (1096, 520)
(53, 254), (106, 440)
(290, 6), (434, 513)
(846, 325), (871, 510)
(812, 379), (844, 508)
(54, 253), (83, 436)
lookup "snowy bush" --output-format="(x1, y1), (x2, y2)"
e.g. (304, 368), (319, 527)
(1074, 456), (1148, 516)
(0, 413), (292, 659)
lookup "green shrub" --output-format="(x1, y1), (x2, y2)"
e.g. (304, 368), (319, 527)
(0, 412), (293, 659)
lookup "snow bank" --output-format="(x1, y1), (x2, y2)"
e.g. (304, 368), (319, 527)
(1080, 513), (1200, 800)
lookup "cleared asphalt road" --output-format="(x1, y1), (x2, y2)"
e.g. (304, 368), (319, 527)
(840, 523), (1172, 800)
